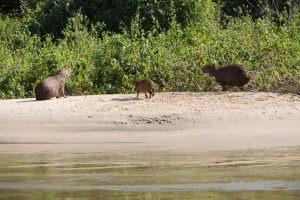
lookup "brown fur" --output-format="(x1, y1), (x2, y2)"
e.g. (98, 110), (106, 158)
(132, 79), (155, 99)
(35, 69), (70, 100)
(202, 64), (250, 91)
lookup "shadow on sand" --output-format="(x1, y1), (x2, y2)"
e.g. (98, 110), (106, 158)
(17, 99), (37, 103)
(111, 97), (142, 102)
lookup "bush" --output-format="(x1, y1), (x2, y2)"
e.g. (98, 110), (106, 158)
(30, 0), (217, 39)
(0, 0), (299, 99)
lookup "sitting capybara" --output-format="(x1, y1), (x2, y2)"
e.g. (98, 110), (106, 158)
(202, 64), (250, 91)
(35, 69), (70, 100)
(132, 79), (155, 99)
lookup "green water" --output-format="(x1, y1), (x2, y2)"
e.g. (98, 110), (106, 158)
(0, 145), (299, 199)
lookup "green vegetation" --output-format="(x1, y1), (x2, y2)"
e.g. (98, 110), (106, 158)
(0, 0), (299, 99)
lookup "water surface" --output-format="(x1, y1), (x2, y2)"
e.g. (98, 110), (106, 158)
(0, 143), (299, 199)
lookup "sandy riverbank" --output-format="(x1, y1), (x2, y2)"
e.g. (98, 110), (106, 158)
(0, 92), (299, 152)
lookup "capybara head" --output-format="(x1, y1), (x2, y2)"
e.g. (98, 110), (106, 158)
(131, 80), (139, 87)
(202, 64), (217, 74)
(58, 69), (70, 78)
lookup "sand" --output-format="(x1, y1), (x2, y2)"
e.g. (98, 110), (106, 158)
(0, 92), (299, 153)
(1, 92), (300, 199)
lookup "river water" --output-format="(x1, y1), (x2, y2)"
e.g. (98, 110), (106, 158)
(0, 143), (299, 199)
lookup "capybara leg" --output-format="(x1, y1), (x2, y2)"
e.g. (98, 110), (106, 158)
(145, 93), (148, 98)
(149, 90), (154, 98)
(57, 90), (63, 98)
(136, 92), (140, 99)
(61, 87), (67, 98)
(239, 86), (244, 91)
(221, 84), (227, 91)
(64, 90), (69, 96)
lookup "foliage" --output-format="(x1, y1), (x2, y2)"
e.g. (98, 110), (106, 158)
(0, 0), (299, 99)
(29, 0), (217, 38)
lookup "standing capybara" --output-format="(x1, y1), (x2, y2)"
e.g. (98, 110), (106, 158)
(35, 69), (70, 100)
(132, 79), (155, 99)
(202, 64), (250, 91)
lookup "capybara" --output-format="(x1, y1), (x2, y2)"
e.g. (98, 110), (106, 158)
(132, 79), (155, 99)
(35, 69), (70, 100)
(202, 64), (250, 91)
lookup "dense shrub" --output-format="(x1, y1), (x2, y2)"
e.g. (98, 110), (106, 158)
(0, 0), (299, 99)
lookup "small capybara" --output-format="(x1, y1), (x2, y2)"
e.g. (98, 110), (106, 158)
(202, 64), (250, 91)
(35, 69), (70, 100)
(132, 79), (155, 99)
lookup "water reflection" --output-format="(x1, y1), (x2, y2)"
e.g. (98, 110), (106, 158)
(0, 145), (299, 199)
